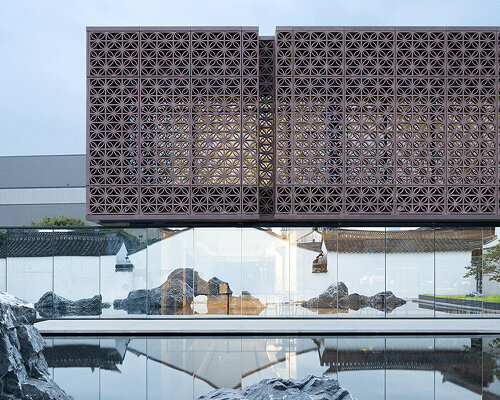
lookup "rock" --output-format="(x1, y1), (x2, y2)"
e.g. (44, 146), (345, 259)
(114, 268), (231, 315)
(301, 282), (348, 310)
(197, 374), (356, 400)
(302, 283), (405, 313)
(207, 277), (232, 295)
(0, 292), (73, 400)
(35, 292), (104, 318)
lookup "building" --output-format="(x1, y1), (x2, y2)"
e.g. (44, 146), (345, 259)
(0, 155), (86, 226)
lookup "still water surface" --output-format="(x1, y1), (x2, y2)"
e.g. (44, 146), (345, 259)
(44, 336), (500, 399)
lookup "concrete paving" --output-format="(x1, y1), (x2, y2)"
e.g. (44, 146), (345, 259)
(35, 318), (500, 335)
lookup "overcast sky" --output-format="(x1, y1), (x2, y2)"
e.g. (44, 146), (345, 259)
(2, 0), (500, 156)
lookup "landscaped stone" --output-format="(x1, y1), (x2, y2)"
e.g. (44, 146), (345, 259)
(114, 268), (234, 315)
(35, 292), (104, 318)
(0, 292), (73, 400)
(302, 282), (406, 313)
(197, 374), (356, 400)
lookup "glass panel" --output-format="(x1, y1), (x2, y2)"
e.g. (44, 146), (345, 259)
(145, 228), (195, 317)
(242, 228), (288, 317)
(337, 337), (385, 399)
(481, 227), (500, 317)
(193, 228), (242, 316)
(6, 228), (54, 318)
(386, 227), (435, 317)
(434, 337), (482, 400)
(435, 227), (483, 317)
(289, 228), (334, 317)
(100, 338), (147, 400)
(101, 228), (148, 318)
(385, 338), (434, 399)
(193, 338), (242, 398)
(52, 228), (101, 318)
(0, 228), (6, 291)
(48, 338), (100, 400)
(146, 338), (194, 400)
(338, 228), (386, 317)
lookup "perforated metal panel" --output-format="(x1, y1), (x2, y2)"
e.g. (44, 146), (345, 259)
(87, 27), (500, 223)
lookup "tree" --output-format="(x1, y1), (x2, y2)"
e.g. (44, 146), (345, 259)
(29, 216), (87, 227)
(464, 243), (500, 290)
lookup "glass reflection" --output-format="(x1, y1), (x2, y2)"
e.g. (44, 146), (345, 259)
(386, 227), (434, 317)
(44, 335), (500, 400)
(243, 228), (289, 317)
(338, 228), (387, 317)
(435, 227), (485, 317)
(2, 225), (500, 319)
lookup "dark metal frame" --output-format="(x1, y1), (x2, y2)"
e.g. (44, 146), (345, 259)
(87, 26), (500, 223)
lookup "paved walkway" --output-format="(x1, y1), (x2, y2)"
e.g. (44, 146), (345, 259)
(35, 318), (500, 335)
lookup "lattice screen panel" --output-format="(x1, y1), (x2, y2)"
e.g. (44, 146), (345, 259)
(88, 27), (500, 222)
(87, 28), (259, 220)
(274, 27), (500, 220)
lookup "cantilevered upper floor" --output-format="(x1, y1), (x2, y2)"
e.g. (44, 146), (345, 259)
(86, 26), (500, 224)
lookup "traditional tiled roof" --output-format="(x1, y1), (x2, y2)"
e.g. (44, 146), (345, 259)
(0, 231), (123, 258)
(296, 229), (496, 253)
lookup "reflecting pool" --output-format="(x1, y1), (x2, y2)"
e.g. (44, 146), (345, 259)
(44, 335), (500, 399)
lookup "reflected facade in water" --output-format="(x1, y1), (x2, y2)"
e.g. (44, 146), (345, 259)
(1, 226), (499, 318)
(44, 336), (500, 400)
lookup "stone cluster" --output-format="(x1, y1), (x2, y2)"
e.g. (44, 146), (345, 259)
(302, 282), (406, 312)
(0, 292), (73, 400)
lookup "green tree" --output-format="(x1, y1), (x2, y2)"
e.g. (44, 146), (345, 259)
(464, 243), (500, 289)
(29, 216), (87, 227)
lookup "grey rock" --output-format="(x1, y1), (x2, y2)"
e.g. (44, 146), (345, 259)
(35, 292), (103, 318)
(302, 283), (406, 313)
(0, 292), (73, 400)
(197, 374), (356, 400)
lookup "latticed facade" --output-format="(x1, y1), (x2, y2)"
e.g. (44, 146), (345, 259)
(87, 27), (500, 222)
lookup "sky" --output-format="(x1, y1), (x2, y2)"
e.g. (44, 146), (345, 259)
(2, 0), (500, 156)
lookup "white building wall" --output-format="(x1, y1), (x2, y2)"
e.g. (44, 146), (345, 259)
(0, 258), (6, 291)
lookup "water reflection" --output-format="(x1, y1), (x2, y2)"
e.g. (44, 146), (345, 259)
(45, 336), (500, 400)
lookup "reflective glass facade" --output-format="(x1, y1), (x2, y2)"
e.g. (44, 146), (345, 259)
(2, 226), (499, 319)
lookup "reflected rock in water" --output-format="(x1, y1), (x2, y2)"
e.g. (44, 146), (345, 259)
(114, 268), (264, 315)
(35, 292), (108, 318)
(197, 375), (355, 400)
(0, 292), (73, 400)
(302, 282), (406, 313)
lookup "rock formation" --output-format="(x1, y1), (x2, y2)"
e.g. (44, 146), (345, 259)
(197, 374), (356, 400)
(114, 268), (264, 315)
(302, 282), (406, 313)
(35, 292), (106, 318)
(0, 292), (73, 400)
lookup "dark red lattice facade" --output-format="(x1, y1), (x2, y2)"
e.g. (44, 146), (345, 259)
(87, 27), (500, 222)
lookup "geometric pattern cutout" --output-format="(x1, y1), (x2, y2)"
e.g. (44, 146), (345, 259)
(88, 27), (500, 221)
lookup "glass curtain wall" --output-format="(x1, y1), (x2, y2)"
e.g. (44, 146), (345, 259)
(1, 226), (499, 319)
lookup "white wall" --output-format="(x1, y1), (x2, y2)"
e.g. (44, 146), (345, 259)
(7, 256), (53, 303)
(53, 256), (99, 300)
